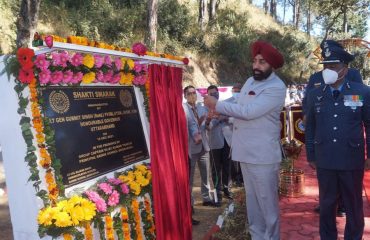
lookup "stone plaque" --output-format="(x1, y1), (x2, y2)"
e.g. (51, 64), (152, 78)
(39, 86), (149, 187)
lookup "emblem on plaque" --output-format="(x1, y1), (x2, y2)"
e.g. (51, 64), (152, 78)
(119, 89), (133, 108)
(49, 90), (70, 114)
(295, 118), (305, 133)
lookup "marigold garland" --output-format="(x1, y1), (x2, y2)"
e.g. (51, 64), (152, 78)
(144, 196), (155, 235)
(84, 222), (93, 240)
(105, 214), (115, 240)
(121, 207), (131, 240)
(132, 199), (143, 240)
(29, 79), (58, 201)
(63, 233), (73, 240)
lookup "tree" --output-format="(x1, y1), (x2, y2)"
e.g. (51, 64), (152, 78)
(270, 0), (277, 19)
(199, 0), (208, 30)
(16, 0), (41, 48)
(316, 0), (369, 39)
(209, 0), (217, 20)
(145, 0), (158, 51)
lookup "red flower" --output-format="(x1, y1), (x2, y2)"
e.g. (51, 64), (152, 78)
(182, 57), (189, 65)
(17, 48), (35, 69)
(132, 42), (147, 56)
(18, 68), (34, 84)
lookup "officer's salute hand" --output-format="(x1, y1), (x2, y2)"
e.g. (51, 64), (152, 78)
(365, 158), (370, 171)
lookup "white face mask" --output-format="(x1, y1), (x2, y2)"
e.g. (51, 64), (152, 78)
(322, 68), (345, 85)
(322, 68), (338, 85)
(232, 92), (240, 100)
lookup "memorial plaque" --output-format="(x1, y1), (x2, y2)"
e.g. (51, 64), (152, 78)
(39, 86), (149, 187)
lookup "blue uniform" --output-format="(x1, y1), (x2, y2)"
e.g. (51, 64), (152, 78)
(305, 81), (370, 239)
(302, 68), (363, 115)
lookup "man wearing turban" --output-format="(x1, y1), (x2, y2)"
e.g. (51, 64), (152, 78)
(204, 40), (286, 240)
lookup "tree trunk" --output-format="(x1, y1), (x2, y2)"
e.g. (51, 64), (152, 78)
(306, 0), (311, 35)
(342, 6), (348, 33)
(295, 0), (300, 29)
(209, 0), (217, 20)
(283, 0), (286, 23)
(199, 0), (208, 30)
(270, 0), (277, 19)
(264, 0), (269, 14)
(16, 0), (41, 48)
(145, 0), (158, 51)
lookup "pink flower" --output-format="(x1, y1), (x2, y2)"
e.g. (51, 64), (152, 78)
(98, 183), (113, 194)
(95, 199), (107, 212)
(94, 54), (104, 68)
(59, 51), (69, 67)
(38, 69), (51, 84)
(110, 73), (121, 84)
(96, 70), (104, 82)
(71, 72), (83, 84)
(133, 75), (147, 85)
(108, 178), (122, 185)
(103, 70), (113, 83)
(114, 58), (122, 70)
(133, 62), (143, 72)
(70, 53), (83, 67)
(104, 56), (112, 67)
(50, 71), (63, 84)
(34, 54), (50, 70)
(108, 190), (120, 206)
(85, 190), (107, 212)
(62, 70), (73, 84)
(120, 183), (129, 194)
(51, 52), (61, 66)
(132, 42), (147, 56)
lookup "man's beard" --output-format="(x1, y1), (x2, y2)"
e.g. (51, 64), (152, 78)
(252, 68), (273, 81)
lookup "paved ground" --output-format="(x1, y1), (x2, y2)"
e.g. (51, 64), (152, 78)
(279, 148), (370, 239)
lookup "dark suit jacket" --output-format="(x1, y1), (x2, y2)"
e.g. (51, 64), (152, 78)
(305, 81), (370, 170)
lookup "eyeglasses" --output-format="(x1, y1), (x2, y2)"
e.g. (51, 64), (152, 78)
(186, 92), (196, 96)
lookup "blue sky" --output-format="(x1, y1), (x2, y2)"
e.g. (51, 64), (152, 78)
(253, 0), (370, 41)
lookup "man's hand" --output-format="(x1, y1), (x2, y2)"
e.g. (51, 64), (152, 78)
(193, 132), (202, 144)
(365, 158), (370, 170)
(203, 95), (218, 110)
(308, 161), (316, 170)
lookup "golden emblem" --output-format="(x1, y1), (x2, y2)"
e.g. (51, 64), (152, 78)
(119, 89), (133, 108)
(295, 118), (305, 134)
(49, 90), (70, 114)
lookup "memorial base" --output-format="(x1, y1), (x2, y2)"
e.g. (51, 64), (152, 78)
(279, 168), (305, 197)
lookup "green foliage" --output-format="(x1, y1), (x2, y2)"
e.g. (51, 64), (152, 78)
(158, 0), (192, 41)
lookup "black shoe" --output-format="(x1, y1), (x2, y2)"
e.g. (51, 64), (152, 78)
(223, 189), (233, 200)
(337, 208), (346, 217)
(202, 201), (216, 207)
(192, 218), (200, 225)
(214, 201), (222, 207)
(314, 205), (320, 213)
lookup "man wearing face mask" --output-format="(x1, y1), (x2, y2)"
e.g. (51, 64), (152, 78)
(302, 40), (363, 217)
(183, 85), (215, 225)
(305, 40), (370, 240)
(204, 41), (286, 240)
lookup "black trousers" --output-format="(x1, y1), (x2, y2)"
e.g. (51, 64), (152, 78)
(317, 168), (364, 240)
(210, 140), (231, 199)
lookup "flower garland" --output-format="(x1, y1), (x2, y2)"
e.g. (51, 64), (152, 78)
(132, 199), (144, 240)
(32, 33), (190, 65)
(105, 214), (115, 240)
(143, 195), (156, 238)
(5, 45), (158, 239)
(120, 207), (131, 240)
(84, 222), (93, 240)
